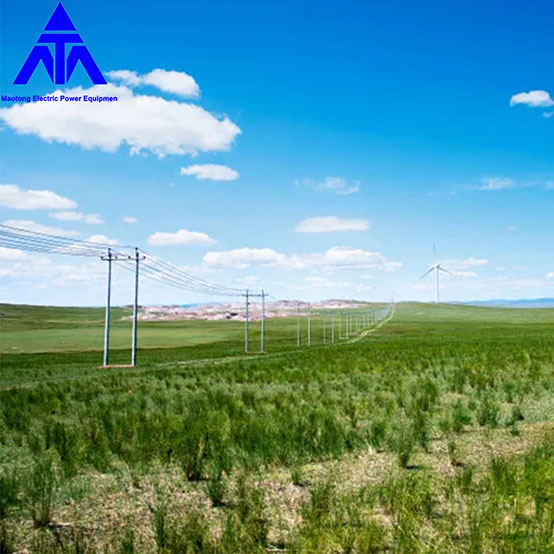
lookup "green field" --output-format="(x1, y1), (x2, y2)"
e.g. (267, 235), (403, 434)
(1, 303), (553, 552)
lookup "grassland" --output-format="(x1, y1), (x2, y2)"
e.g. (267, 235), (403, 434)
(0, 302), (553, 553)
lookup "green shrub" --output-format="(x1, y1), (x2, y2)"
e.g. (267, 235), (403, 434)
(0, 472), (19, 520)
(26, 455), (57, 528)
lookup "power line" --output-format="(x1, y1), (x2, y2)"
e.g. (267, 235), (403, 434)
(1, 223), (395, 363)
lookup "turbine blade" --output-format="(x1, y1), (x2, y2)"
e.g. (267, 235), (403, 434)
(438, 266), (453, 275)
(419, 267), (434, 280)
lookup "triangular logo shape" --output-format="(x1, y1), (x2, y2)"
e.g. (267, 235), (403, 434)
(44, 3), (76, 31)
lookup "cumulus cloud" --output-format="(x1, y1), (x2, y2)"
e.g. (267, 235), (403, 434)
(203, 248), (284, 270)
(122, 216), (138, 224)
(107, 69), (200, 98)
(148, 228), (217, 246)
(510, 90), (554, 108)
(0, 251), (105, 287)
(0, 184), (77, 210)
(547, 272), (554, 279)
(297, 177), (361, 196)
(180, 164), (239, 181)
(49, 211), (103, 224)
(0, 246), (28, 260)
(295, 216), (370, 233)
(203, 246), (401, 272)
(0, 83), (241, 157)
(87, 234), (118, 245)
(3, 219), (79, 237)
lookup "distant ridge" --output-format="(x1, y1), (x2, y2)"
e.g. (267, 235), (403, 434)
(456, 298), (554, 309)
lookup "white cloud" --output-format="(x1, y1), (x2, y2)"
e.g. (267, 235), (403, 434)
(0, 252), (105, 288)
(442, 257), (488, 270)
(203, 245), (401, 272)
(87, 234), (118, 246)
(107, 69), (200, 98)
(0, 246), (27, 260)
(49, 211), (103, 224)
(180, 164), (239, 181)
(122, 216), (138, 224)
(304, 276), (350, 288)
(0, 184), (77, 210)
(0, 83), (240, 158)
(510, 90), (554, 108)
(450, 271), (478, 278)
(506, 225), (518, 231)
(477, 177), (514, 191)
(236, 275), (260, 285)
(297, 177), (361, 196)
(547, 272), (554, 279)
(203, 247), (284, 270)
(3, 219), (79, 237)
(310, 247), (401, 271)
(295, 216), (370, 233)
(148, 228), (216, 246)
(541, 112), (554, 119)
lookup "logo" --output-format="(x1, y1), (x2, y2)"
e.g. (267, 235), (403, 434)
(14, 3), (107, 86)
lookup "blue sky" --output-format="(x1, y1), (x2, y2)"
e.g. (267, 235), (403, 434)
(0, 0), (553, 306)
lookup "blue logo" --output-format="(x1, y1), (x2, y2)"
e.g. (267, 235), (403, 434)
(14, 3), (107, 86)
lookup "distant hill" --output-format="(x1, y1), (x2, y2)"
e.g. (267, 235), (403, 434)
(457, 298), (554, 309)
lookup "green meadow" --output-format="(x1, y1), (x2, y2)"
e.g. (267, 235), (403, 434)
(1, 302), (553, 552)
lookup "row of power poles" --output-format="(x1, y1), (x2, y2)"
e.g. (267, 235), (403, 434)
(100, 244), (393, 365)
(294, 304), (392, 347)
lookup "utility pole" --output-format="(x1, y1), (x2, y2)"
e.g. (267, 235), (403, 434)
(260, 289), (266, 353)
(297, 302), (301, 347)
(101, 248), (112, 366)
(345, 313), (349, 339)
(245, 289), (249, 353)
(131, 247), (141, 366)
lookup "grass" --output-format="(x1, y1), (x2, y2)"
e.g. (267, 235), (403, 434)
(0, 302), (553, 551)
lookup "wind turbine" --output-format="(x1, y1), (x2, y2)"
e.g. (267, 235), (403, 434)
(420, 245), (452, 304)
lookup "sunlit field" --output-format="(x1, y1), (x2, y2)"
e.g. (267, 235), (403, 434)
(1, 303), (553, 552)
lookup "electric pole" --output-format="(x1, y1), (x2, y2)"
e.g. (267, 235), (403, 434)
(345, 313), (349, 339)
(261, 290), (266, 353)
(297, 302), (301, 347)
(102, 248), (112, 366)
(245, 289), (249, 353)
(130, 248), (145, 366)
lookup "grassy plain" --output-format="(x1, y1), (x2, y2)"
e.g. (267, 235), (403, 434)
(0, 302), (553, 552)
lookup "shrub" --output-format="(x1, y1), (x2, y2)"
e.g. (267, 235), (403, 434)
(206, 475), (226, 507)
(0, 472), (19, 520)
(388, 424), (415, 468)
(26, 455), (57, 528)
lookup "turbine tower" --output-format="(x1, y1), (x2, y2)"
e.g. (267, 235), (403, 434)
(420, 245), (452, 303)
